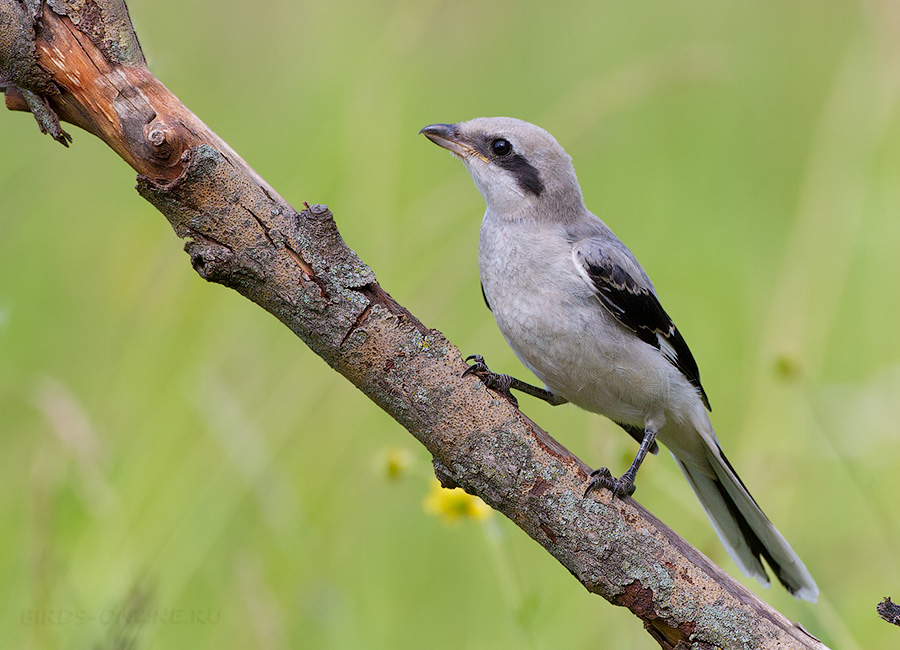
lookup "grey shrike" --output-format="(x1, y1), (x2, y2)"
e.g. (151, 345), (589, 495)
(420, 117), (817, 601)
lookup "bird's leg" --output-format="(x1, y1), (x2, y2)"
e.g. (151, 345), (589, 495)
(585, 424), (659, 498)
(463, 355), (567, 409)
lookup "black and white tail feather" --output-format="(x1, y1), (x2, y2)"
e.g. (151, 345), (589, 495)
(676, 435), (818, 600)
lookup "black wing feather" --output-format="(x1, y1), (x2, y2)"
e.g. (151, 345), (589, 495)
(481, 281), (492, 312)
(581, 248), (711, 411)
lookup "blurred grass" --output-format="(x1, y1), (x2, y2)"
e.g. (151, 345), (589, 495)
(2, 0), (899, 648)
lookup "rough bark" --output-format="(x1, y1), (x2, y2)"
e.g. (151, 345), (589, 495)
(1, 3), (828, 648)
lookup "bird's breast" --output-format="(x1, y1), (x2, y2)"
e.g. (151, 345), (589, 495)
(477, 215), (689, 426)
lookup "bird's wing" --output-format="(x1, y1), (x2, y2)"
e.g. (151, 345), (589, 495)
(572, 238), (710, 410)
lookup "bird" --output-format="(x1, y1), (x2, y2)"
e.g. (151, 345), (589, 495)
(420, 117), (818, 601)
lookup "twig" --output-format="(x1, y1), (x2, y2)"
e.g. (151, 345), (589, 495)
(878, 597), (900, 627)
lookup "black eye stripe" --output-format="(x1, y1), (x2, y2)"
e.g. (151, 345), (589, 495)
(494, 153), (545, 197)
(474, 135), (545, 197)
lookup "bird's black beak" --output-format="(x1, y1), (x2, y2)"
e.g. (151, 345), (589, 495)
(420, 123), (481, 160)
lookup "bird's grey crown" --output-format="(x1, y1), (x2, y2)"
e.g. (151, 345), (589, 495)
(423, 117), (586, 219)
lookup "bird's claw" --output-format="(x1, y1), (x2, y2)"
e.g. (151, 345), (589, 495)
(584, 467), (637, 498)
(462, 354), (489, 377)
(462, 354), (519, 408)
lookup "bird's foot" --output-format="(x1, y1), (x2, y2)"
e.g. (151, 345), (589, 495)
(463, 354), (519, 408)
(584, 467), (637, 498)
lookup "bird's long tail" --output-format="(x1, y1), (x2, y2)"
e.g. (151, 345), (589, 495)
(674, 443), (818, 601)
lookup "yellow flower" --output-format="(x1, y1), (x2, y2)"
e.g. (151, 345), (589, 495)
(374, 446), (414, 481)
(423, 479), (492, 524)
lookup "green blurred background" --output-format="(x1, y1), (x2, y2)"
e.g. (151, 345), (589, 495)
(2, 0), (899, 647)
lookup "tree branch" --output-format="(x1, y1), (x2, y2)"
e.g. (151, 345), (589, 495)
(1, 2), (828, 648)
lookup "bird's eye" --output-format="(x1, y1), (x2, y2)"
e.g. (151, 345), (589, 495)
(491, 138), (512, 156)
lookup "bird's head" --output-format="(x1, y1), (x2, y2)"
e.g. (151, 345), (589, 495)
(420, 117), (585, 219)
